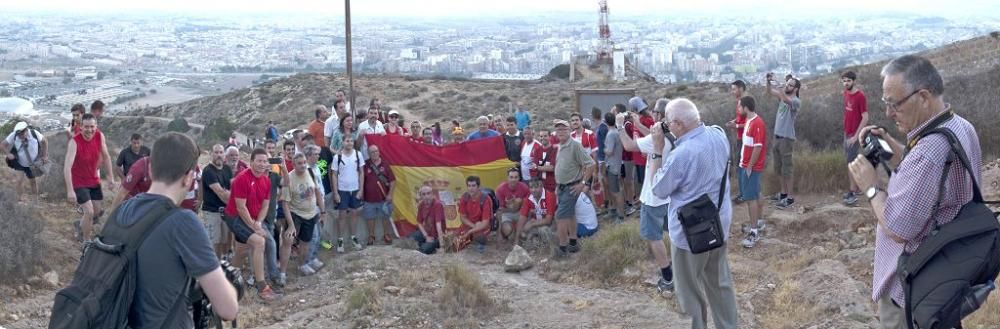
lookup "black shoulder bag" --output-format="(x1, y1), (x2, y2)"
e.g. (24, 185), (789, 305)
(677, 158), (729, 254)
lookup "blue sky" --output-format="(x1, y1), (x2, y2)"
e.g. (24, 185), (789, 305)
(5, 0), (999, 18)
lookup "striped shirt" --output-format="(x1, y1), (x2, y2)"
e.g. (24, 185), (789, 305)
(874, 107), (982, 305)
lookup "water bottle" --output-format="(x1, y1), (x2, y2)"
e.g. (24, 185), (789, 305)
(961, 281), (996, 318)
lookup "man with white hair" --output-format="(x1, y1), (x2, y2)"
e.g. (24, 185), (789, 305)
(652, 99), (738, 329)
(2, 121), (48, 201)
(466, 116), (501, 141)
(224, 146), (248, 174)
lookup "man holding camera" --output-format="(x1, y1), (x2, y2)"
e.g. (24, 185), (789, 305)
(764, 72), (801, 209)
(847, 55), (982, 329)
(841, 71), (869, 206)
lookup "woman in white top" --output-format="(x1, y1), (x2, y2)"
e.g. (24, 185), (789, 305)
(331, 136), (365, 252)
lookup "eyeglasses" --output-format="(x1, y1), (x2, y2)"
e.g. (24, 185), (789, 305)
(882, 89), (923, 112)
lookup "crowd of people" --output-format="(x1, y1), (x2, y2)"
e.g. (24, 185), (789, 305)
(13, 54), (988, 329)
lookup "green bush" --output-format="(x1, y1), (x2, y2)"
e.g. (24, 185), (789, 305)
(166, 117), (190, 133)
(204, 117), (236, 145)
(0, 188), (46, 284)
(548, 64), (570, 80)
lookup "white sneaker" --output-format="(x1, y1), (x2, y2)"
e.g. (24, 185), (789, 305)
(276, 272), (287, 287)
(336, 238), (345, 253)
(299, 264), (316, 276)
(308, 258), (325, 270)
(351, 236), (363, 251)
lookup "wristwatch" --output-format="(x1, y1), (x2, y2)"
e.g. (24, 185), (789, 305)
(866, 186), (884, 201)
(651, 153), (663, 160)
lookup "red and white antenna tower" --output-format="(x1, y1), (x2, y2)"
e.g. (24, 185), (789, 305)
(597, 0), (613, 62)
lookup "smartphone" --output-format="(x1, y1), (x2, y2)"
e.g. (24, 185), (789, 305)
(268, 157), (282, 165)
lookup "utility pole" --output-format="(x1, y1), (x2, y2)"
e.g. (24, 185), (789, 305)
(345, 0), (354, 118)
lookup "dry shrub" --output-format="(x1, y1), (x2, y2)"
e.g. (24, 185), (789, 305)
(0, 187), (46, 284)
(436, 263), (498, 317)
(758, 281), (826, 329)
(573, 221), (653, 284)
(345, 281), (382, 315)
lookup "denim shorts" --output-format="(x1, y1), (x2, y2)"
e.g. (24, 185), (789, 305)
(555, 185), (578, 220)
(639, 203), (669, 241)
(336, 190), (363, 210)
(362, 201), (392, 220)
(737, 167), (762, 201)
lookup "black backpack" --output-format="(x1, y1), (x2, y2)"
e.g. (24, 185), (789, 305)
(49, 198), (184, 329)
(896, 128), (1000, 329)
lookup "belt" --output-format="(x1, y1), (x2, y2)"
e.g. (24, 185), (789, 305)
(557, 180), (581, 190)
(776, 135), (791, 140)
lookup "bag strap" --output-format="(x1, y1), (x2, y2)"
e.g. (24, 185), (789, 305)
(368, 161), (390, 198)
(919, 127), (984, 204)
(717, 159), (729, 210)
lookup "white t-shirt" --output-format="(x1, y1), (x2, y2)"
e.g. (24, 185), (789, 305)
(356, 120), (385, 159)
(520, 140), (538, 180)
(5, 130), (42, 167)
(333, 150), (363, 192)
(576, 193), (598, 230)
(323, 112), (340, 140)
(637, 134), (672, 207)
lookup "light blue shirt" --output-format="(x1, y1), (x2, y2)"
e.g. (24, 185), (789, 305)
(466, 129), (501, 141)
(652, 124), (733, 251)
(515, 110), (531, 131)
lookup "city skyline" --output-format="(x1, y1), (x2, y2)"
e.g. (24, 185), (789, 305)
(6, 0), (1000, 18)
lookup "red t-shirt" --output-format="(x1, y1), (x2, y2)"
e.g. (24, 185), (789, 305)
(632, 116), (655, 166)
(458, 191), (493, 223)
(71, 131), (103, 189)
(570, 129), (597, 155)
(180, 165), (201, 211)
(417, 199), (445, 239)
(740, 115), (768, 172)
(385, 125), (406, 136)
(843, 90), (868, 137)
(495, 181), (530, 211)
(532, 145), (558, 192)
(734, 101), (747, 138)
(621, 121), (634, 162)
(361, 160), (395, 202)
(122, 157), (151, 198)
(519, 190), (556, 220)
(223, 169), (272, 220)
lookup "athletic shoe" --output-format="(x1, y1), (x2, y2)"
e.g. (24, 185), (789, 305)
(767, 193), (784, 202)
(657, 277), (675, 293)
(351, 236), (363, 251)
(842, 192), (858, 206)
(742, 229), (760, 248)
(275, 273), (287, 287)
(299, 264), (316, 276)
(755, 219), (767, 231)
(625, 206), (638, 216)
(775, 197), (795, 209)
(321, 240), (333, 250)
(336, 238), (345, 253)
(567, 243), (581, 253)
(308, 258), (325, 270)
(257, 284), (282, 303)
(552, 248), (569, 260)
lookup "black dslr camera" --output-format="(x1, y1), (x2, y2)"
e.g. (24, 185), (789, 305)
(191, 259), (245, 329)
(862, 131), (894, 167)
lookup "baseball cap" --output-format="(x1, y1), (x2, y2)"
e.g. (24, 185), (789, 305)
(13, 122), (28, 132)
(553, 119), (569, 127)
(628, 96), (647, 112)
(388, 110), (400, 117)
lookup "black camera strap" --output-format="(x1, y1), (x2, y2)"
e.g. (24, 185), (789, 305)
(904, 110), (954, 156)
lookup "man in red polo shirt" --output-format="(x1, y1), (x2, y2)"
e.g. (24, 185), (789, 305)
(223, 148), (280, 302)
(411, 185), (445, 254)
(457, 175), (493, 252)
(108, 156), (151, 212)
(496, 168), (530, 240)
(515, 178), (556, 242)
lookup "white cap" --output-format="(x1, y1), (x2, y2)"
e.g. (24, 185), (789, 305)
(13, 122), (28, 132)
(388, 110), (400, 116)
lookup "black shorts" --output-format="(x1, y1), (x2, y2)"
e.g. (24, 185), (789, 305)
(6, 158), (36, 179)
(74, 186), (103, 204)
(223, 215), (256, 244)
(291, 212), (318, 242)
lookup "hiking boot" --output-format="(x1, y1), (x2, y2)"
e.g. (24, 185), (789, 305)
(257, 284), (282, 303)
(842, 192), (858, 206)
(299, 263), (316, 276)
(657, 277), (675, 293)
(625, 206), (638, 217)
(742, 229), (760, 248)
(274, 273), (287, 288)
(308, 258), (325, 270)
(351, 236), (363, 251)
(567, 242), (581, 253)
(775, 197), (795, 209)
(336, 238), (345, 253)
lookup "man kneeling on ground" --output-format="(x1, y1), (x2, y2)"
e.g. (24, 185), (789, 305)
(497, 168), (530, 240)
(514, 178), (556, 242)
(458, 175), (493, 252)
(410, 185), (445, 254)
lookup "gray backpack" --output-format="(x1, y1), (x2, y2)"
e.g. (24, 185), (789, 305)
(896, 127), (1000, 329)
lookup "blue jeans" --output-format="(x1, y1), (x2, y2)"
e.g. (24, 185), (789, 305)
(262, 221), (280, 280)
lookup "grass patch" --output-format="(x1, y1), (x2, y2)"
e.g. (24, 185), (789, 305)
(757, 145), (849, 195)
(578, 221), (650, 282)
(436, 263), (502, 318)
(758, 281), (826, 329)
(345, 282), (382, 315)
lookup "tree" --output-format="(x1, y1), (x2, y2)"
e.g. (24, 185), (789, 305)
(167, 117), (191, 133)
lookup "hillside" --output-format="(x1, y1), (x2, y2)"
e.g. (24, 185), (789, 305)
(126, 33), (1000, 157)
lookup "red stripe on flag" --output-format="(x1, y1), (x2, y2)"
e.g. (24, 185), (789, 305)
(366, 134), (508, 167)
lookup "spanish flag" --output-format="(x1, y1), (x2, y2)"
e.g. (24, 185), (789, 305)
(364, 134), (515, 237)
